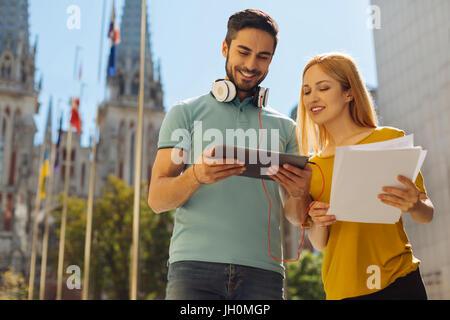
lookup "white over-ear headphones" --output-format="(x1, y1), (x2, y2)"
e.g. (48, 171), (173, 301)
(211, 79), (269, 108)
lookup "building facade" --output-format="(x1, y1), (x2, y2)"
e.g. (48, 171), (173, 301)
(96, 0), (165, 197)
(0, 0), (165, 288)
(0, 0), (41, 274)
(372, 0), (450, 299)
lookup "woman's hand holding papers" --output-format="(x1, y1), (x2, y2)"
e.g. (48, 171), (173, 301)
(378, 175), (434, 224)
(309, 202), (336, 228)
(378, 175), (420, 213)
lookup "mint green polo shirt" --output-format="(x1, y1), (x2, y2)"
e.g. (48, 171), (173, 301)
(157, 93), (298, 274)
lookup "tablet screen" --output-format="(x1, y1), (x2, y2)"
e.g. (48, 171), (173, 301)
(209, 144), (309, 180)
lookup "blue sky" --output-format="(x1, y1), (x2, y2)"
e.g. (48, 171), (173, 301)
(29, 0), (377, 147)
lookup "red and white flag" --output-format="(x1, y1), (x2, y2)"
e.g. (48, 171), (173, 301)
(70, 97), (82, 135)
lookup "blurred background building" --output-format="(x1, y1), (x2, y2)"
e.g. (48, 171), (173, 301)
(372, 0), (450, 299)
(0, 0), (41, 273)
(0, 0), (165, 294)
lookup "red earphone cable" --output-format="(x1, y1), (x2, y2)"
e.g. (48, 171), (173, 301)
(258, 101), (326, 262)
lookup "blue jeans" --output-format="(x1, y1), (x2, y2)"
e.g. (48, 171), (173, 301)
(165, 261), (284, 300)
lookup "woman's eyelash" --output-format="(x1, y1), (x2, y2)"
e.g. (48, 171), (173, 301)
(304, 87), (329, 95)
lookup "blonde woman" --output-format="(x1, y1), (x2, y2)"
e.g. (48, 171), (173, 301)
(295, 53), (433, 300)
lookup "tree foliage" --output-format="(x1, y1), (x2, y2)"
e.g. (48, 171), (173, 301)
(0, 267), (28, 300)
(50, 175), (173, 299)
(285, 250), (326, 300)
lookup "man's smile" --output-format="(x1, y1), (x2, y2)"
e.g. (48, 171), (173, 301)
(236, 68), (260, 81)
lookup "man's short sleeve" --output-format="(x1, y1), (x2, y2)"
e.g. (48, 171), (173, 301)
(157, 103), (192, 151)
(285, 123), (299, 155)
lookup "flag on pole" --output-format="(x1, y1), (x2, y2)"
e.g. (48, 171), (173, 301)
(70, 97), (82, 135)
(107, 2), (121, 77)
(54, 114), (63, 172)
(39, 150), (50, 199)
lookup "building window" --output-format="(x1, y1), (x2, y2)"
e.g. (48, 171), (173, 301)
(119, 162), (123, 180)
(0, 53), (13, 79)
(81, 162), (86, 188)
(118, 74), (125, 95)
(131, 73), (139, 95)
(8, 151), (16, 186)
(0, 118), (6, 182)
(4, 194), (12, 231)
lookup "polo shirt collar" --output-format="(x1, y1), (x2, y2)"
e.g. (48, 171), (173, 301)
(231, 95), (254, 107)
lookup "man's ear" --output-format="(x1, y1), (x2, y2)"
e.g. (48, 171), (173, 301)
(222, 40), (228, 58)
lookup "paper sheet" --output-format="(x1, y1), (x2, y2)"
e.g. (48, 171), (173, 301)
(328, 135), (427, 224)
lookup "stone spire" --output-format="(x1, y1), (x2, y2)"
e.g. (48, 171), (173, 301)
(107, 0), (159, 103)
(0, 0), (31, 56)
(45, 96), (53, 141)
(0, 0), (36, 92)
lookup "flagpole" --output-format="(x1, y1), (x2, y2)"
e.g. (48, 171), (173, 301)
(56, 125), (73, 300)
(74, 46), (82, 81)
(82, 107), (99, 300)
(27, 142), (46, 300)
(97, 0), (107, 83)
(130, 0), (146, 300)
(38, 138), (57, 300)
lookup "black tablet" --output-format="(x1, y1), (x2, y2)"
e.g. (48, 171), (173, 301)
(209, 144), (309, 180)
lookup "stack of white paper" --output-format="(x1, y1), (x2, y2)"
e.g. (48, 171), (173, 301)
(328, 134), (427, 224)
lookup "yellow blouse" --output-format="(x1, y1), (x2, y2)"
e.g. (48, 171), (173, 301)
(309, 126), (426, 300)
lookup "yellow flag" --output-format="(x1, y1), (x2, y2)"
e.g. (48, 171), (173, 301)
(39, 151), (50, 199)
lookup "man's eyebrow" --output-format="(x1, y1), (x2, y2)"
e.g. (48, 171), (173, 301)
(237, 45), (273, 56)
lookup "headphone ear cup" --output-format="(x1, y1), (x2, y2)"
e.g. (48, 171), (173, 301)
(261, 87), (269, 107)
(212, 80), (236, 102)
(253, 87), (269, 108)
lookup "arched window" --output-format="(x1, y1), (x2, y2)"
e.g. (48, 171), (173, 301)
(0, 118), (6, 182)
(81, 162), (86, 188)
(21, 60), (27, 83)
(131, 73), (139, 95)
(8, 151), (16, 185)
(0, 52), (13, 79)
(118, 73), (125, 95)
(4, 194), (13, 231)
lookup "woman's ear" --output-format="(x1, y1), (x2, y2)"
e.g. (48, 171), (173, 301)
(345, 89), (354, 103)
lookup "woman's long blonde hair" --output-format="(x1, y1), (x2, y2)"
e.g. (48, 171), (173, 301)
(296, 53), (378, 156)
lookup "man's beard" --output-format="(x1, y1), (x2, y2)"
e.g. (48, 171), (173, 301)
(225, 55), (268, 93)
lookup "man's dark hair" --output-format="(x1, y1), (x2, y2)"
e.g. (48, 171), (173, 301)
(225, 9), (279, 53)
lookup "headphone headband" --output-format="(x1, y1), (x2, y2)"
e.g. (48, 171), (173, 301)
(211, 79), (269, 108)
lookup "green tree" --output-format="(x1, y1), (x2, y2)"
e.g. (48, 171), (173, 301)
(0, 267), (28, 300)
(50, 175), (173, 299)
(285, 250), (326, 300)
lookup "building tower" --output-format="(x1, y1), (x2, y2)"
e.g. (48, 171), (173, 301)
(0, 0), (40, 273)
(96, 0), (165, 195)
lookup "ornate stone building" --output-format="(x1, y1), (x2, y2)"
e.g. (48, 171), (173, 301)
(96, 0), (165, 196)
(0, 0), (165, 281)
(0, 0), (41, 273)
